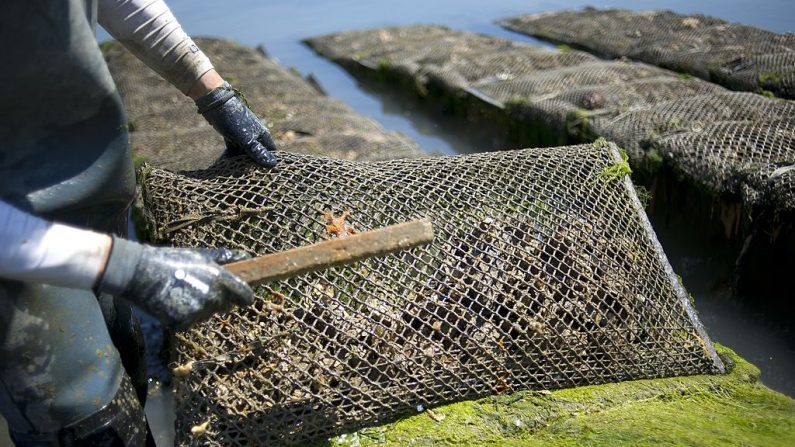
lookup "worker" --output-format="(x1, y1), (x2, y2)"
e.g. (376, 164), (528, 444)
(0, 0), (276, 444)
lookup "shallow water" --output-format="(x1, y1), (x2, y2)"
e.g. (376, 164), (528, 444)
(3, 2), (789, 447)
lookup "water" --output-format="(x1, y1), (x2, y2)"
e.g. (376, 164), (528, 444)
(3, 2), (789, 446)
(649, 209), (795, 395)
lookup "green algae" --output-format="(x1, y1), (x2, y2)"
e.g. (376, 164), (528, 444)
(132, 153), (148, 171)
(633, 184), (653, 208)
(98, 40), (115, 53)
(594, 148), (632, 183)
(557, 44), (572, 53)
(325, 345), (795, 446)
(592, 136), (610, 148)
(644, 149), (664, 173)
(565, 108), (591, 139)
(666, 116), (683, 131)
(225, 74), (239, 87)
(758, 71), (782, 85)
(378, 58), (391, 70)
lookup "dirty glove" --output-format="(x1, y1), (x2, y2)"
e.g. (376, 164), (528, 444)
(96, 236), (254, 331)
(196, 82), (278, 168)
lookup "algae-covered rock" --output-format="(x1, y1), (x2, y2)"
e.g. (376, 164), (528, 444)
(325, 345), (795, 446)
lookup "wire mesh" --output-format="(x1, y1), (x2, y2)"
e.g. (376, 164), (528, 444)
(652, 118), (795, 210)
(474, 62), (672, 104)
(140, 142), (723, 445)
(427, 47), (599, 90)
(500, 8), (795, 99)
(306, 25), (795, 216)
(599, 92), (795, 160)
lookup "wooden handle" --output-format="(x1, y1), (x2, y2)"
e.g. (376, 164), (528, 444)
(224, 219), (434, 285)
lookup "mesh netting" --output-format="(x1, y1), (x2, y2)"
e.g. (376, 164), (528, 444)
(474, 62), (672, 104)
(598, 92), (795, 167)
(428, 47), (599, 90)
(652, 118), (795, 210)
(537, 77), (723, 132)
(306, 25), (795, 215)
(140, 142), (723, 445)
(102, 38), (422, 170)
(500, 8), (795, 99)
(579, 94), (794, 216)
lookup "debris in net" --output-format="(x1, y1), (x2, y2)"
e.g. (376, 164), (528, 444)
(191, 421), (209, 436)
(270, 291), (287, 305)
(172, 361), (193, 378)
(323, 210), (357, 238)
(495, 371), (509, 395)
(265, 302), (286, 313)
(579, 91), (605, 110)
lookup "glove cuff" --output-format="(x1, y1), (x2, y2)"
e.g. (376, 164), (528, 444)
(194, 81), (236, 114)
(95, 236), (144, 297)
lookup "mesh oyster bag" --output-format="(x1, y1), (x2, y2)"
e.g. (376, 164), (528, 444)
(500, 8), (794, 99)
(140, 141), (723, 445)
(306, 25), (795, 217)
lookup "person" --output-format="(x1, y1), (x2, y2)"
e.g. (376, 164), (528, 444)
(0, 0), (279, 444)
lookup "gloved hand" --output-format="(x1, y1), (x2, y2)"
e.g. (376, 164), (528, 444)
(95, 236), (254, 331)
(195, 82), (279, 168)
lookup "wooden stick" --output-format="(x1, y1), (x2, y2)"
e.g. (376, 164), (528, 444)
(224, 219), (434, 285)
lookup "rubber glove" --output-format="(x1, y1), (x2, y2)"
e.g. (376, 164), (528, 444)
(195, 82), (279, 168)
(96, 236), (254, 331)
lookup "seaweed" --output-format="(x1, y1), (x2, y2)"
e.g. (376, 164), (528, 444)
(326, 346), (795, 446)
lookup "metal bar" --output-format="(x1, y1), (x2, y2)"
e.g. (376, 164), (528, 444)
(225, 219), (434, 285)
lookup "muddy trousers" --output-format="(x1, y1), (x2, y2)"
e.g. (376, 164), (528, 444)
(0, 280), (152, 446)
(0, 0), (151, 443)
